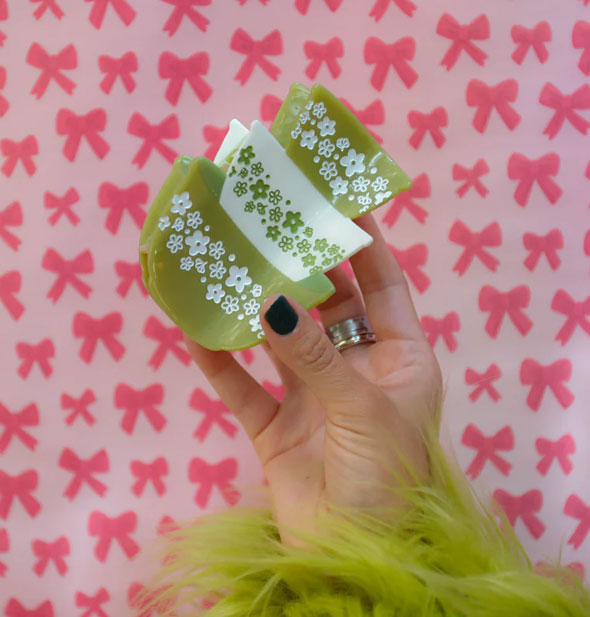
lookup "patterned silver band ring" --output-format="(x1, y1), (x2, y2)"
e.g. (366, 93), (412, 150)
(325, 315), (378, 351)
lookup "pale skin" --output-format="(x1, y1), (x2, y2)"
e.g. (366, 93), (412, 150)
(184, 212), (443, 549)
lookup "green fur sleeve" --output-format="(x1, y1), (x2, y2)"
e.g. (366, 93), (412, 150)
(135, 415), (590, 616)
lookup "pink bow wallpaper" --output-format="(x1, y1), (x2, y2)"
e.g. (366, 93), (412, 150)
(1, 0), (589, 614)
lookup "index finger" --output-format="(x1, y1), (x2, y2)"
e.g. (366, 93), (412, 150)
(349, 211), (425, 342)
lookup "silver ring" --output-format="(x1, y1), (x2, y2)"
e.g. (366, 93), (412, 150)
(325, 315), (377, 351)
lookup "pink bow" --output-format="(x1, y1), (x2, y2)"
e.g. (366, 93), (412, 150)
(0, 403), (38, 453)
(465, 364), (501, 402)
(0, 528), (7, 577)
(364, 36), (417, 90)
(340, 98), (384, 143)
(382, 173), (429, 228)
(42, 248), (93, 302)
(573, 20), (590, 76)
(453, 159), (489, 197)
(127, 113), (179, 168)
(84, 0), (135, 29)
(493, 489), (546, 539)
(115, 261), (146, 297)
(162, 0), (210, 36)
(230, 28), (282, 84)
(304, 37), (343, 79)
(0, 270), (24, 320)
(369, 0), (415, 19)
(73, 312), (125, 363)
(44, 187), (80, 226)
(295, 0), (342, 15)
(564, 494), (590, 549)
(188, 457), (240, 507)
(30, 0), (64, 20)
(88, 510), (139, 561)
(1, 135), (38, 177)
(539, 83), (590, 139)
(449, 221), (501, 276)
(131, 457), (168, 496)
(0, 66), (8, 117)
(467, 79), (521, 133)
(0, 0), (6, 18)
(390, 243), (430, 293)
(479, 285), (532, 338)
(202, 124), (228, 160)
(114, 384), (166, 434)
(56, 108), (109, 161)
(75, 588), (110, 617)
(158, 51), (212, 105)
(33, 537), (69, 576)
(462, 424), (513, 479)
(59, 448), (109, 499)
(144, 316), (190, 369)
(421, 312), (460, 351)
(5, 600), (53, 617)
(508, 153), (562, 206)
(0, 201), (22, 250)
(523, 229), (562, 271)
(98, 51), (137, 93)
(536, 434), (575, 475)
(26, 42), (76, 98)
(189, 388), (238, 442)
(511, 21), (551, 64)
(61, 390), (96, 426)
(98, 181), (148, 234)
(520, 358), (574, 411)
(408, 107), (447, 149)
(260, 95), (281, 127)
(16, 338), (54, 378)
(551, 290), (590, 345)
(0, 469), (41, 519)
(436, 13), (489, 70)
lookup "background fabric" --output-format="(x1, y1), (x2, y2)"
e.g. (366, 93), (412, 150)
(1, 0), (589, 614)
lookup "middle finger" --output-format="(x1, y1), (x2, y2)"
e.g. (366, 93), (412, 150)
(315, 264), (376, 353)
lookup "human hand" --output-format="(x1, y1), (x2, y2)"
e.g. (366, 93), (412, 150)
(185, 212), (442, 549)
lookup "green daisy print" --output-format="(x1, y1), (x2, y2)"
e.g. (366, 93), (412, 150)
(282, 211), (304, 233)
(238, 145), (255, 165)
(250, 179), (269, 200)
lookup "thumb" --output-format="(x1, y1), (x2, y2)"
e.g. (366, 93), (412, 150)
(260, 293), (372, 411)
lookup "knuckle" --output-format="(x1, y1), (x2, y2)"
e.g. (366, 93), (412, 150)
(295, 328), (337, 374)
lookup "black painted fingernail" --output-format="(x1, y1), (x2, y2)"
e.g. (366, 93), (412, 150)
(264, 295), (298, 335)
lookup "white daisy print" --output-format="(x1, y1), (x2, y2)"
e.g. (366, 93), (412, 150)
(172, 217), (184, 232)
(180, 256), (194, 271)
(352, 176), (370, 192)
(225, 265), (252, 293)
(221, 295), (240, 314)
(166, 234), (184, 253)
(318, 139), (335, 157)
(371, 177), (389, 192)
(171, 192), (192, 215)
(186, 211), (203, 229)
(300, 130), (318, 150)
(312, 101), (327, 118)
(208, 240), (225, 260)
(329, 176), (349, 196)
(206, 283), (225, 304)
(158, 216), (170, 231)
(319, 160), (338, 181)
(186, 229), (210, 256)
(243, 298), (260, 316)
(209, 260), (227, 279)
(317, 116), (335, 137)
(340, 149), (366, 177)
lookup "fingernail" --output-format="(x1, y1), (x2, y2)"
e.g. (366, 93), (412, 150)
(264, 295), (298, 335)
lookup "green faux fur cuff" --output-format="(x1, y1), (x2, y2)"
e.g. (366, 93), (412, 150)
(135, 416), (590, 616)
